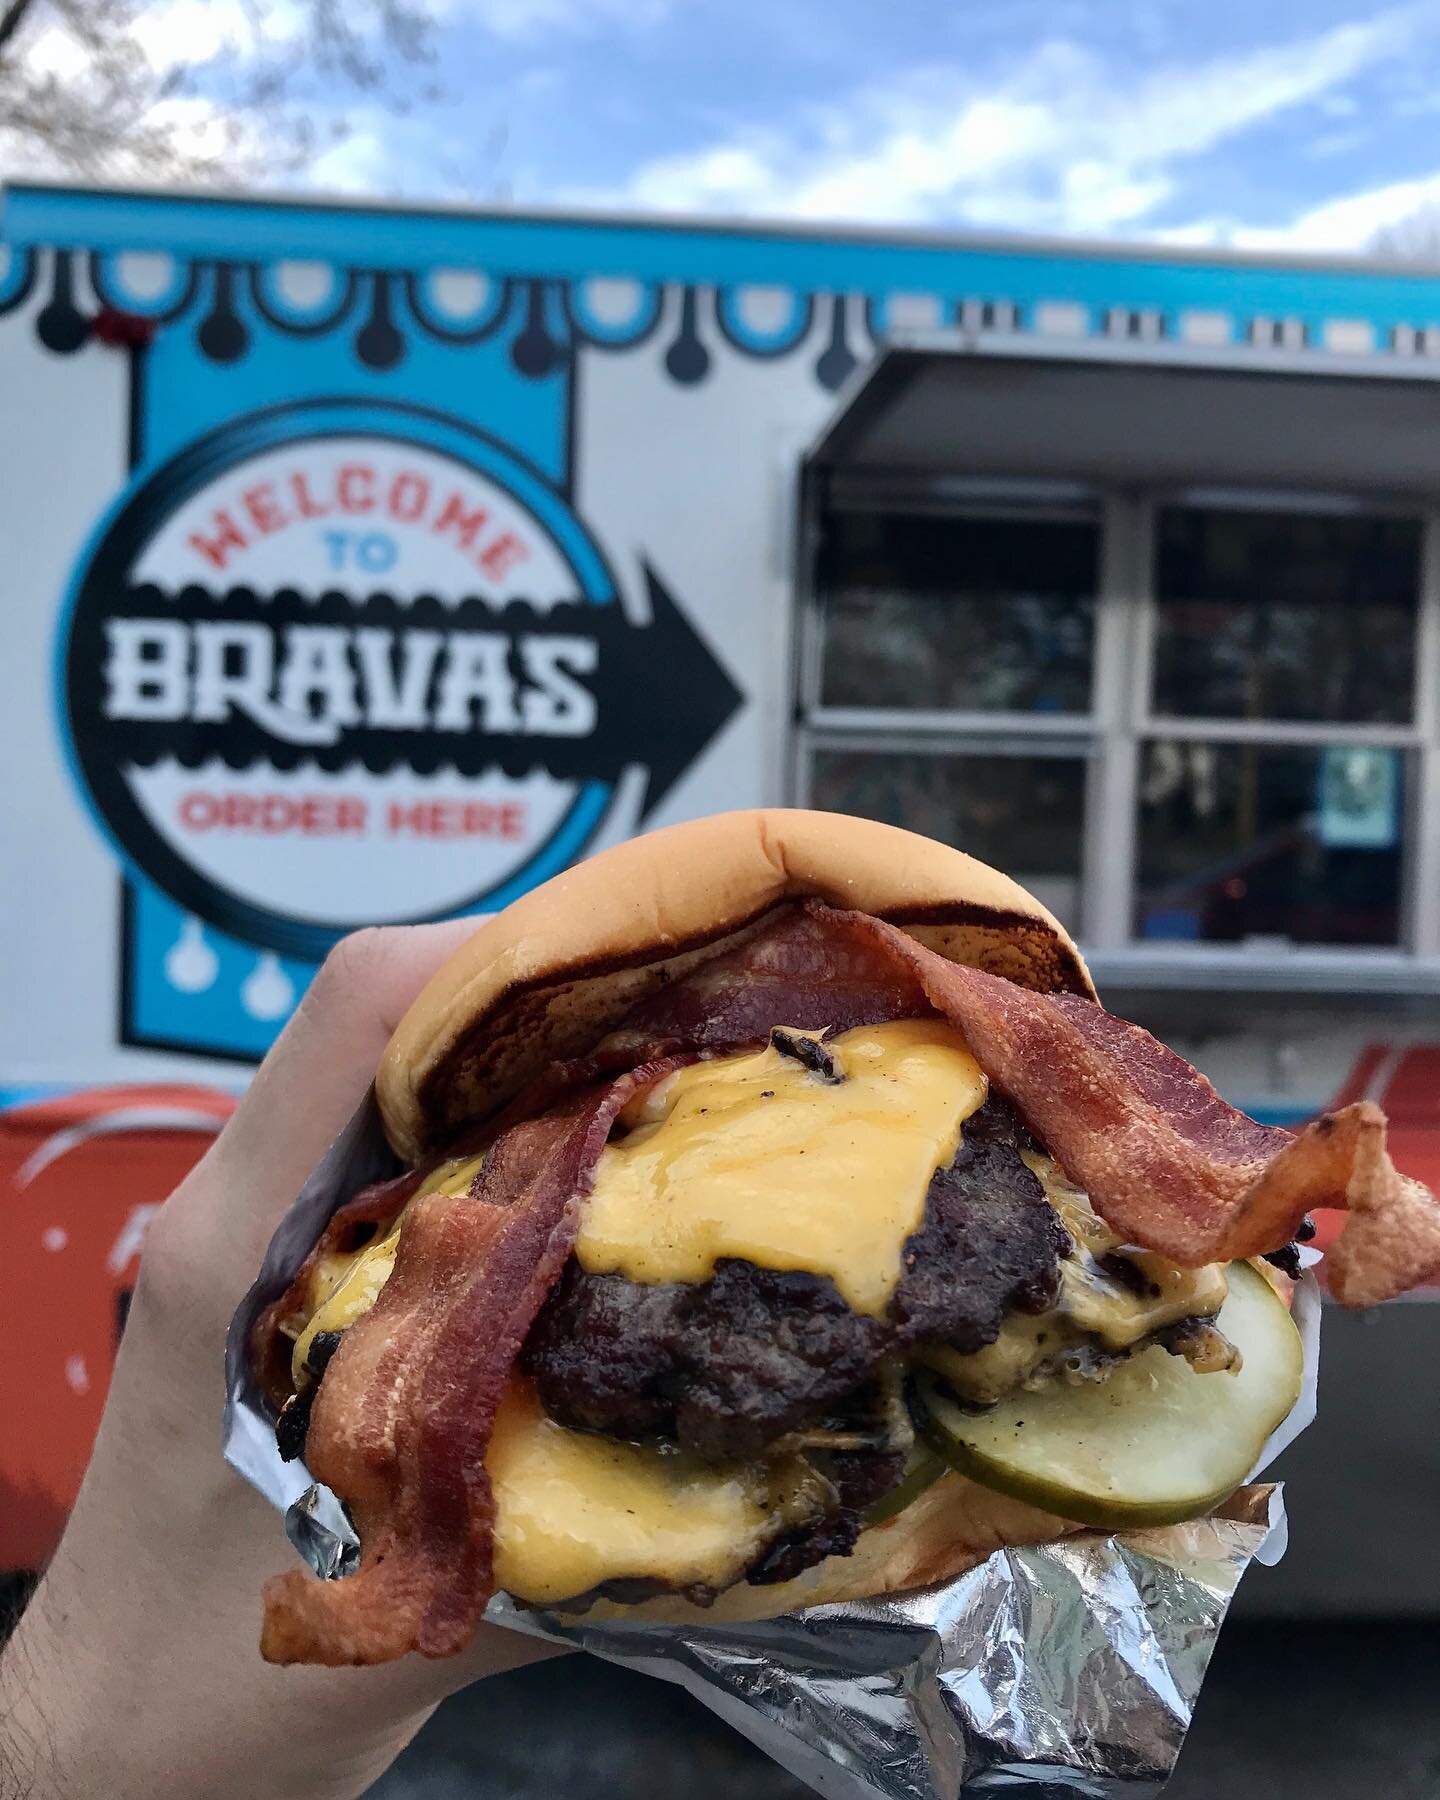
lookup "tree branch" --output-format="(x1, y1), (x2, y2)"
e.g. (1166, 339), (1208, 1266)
(0, 0), (37, 62)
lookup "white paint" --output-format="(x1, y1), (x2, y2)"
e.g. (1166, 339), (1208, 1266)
(0, 288), (194, 1087)
(735, 285), (794, 335)
(429, 268), (490, 319)
(883, 292), (943, 332)
(1034, 300), (1088, 337)
(165, 916), (218, 993)
(108, 1204), (162, 1276)
(132, 436), (579, 603)
(1323, 317), (1376, 353)
(274, 260), (334, 310)
(64, 1355), (90, 1396)
(41, 1227), (67, 1252)
(574, 283), (836, 845)
(580, 276), (643, 328)
(128, 760), (583, 926)
(1179, 309), (1233, 345)
(114, 251), (175, 303)
(18, 1114), (223, 1190)
(240, 954), (294, 1021)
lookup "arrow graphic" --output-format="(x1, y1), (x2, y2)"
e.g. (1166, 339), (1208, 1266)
(76, 570), (746, 821)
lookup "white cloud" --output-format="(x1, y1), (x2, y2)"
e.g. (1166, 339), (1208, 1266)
(1152, 165), (1440, 255)
(127, 0), (291, 68)
(1238, 171), (1440, 251)
(573, 9), (1420, 234)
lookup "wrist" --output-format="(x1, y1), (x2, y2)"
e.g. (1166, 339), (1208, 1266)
(1, 1565), (438, 1800)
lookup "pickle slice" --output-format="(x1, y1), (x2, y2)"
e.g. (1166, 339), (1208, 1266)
(863, 1442), (944, 1526)
(915, 1261), (1303, 1530)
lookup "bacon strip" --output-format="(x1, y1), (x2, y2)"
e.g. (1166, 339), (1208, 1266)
(472, 906), (932, 1143)
(260, 1058), (690, 1666)
(839, 909), (1440, 1306)
(261, 901), (1440, 1664)
(604, 904), (930, 1052)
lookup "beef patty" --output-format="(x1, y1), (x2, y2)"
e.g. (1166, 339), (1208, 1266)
(523, 1096), (1067, 1462)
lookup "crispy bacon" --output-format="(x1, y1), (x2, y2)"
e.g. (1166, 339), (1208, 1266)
(260, 1058), (691, 1666)
(260, 900), (1440, 1665)
(537, 901), (1440, 1304)
(603, 903), (929, 1051)
(839, 909), (1440, 1307)
(472, 906), (931, 1139)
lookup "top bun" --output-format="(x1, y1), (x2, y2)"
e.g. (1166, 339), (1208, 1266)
(378, 808), (1094, 1161)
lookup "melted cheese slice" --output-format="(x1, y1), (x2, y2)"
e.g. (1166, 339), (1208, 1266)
(1033, 1153), (1228, 1347)
(575, 1020), (988, 1316)
(292, 1223), (403, 1385)
(489, 1379), (810, 1605)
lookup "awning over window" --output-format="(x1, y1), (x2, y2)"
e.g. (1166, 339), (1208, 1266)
(808, 338), (1440, 497)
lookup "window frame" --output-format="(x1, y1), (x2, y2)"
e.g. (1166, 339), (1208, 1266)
(793, 480), (1105, 939)
(1129, 488), (1436, 962)
(790, 475), (1440, 988)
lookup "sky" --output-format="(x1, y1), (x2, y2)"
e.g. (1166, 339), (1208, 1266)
(27, 0), (1440, 252)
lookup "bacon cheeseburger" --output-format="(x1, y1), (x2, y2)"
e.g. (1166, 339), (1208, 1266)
(253, 810), (1440, 1666)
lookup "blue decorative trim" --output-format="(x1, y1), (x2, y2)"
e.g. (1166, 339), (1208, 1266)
(716, 283), (813, 356)
(404, 266), (510, 342)
(249, 261), (357, 334)
(17, 194), (1440, 391)
(92, 248), (196, 320)
(0, 242), (36, 314)
(565, 275), (663, 348)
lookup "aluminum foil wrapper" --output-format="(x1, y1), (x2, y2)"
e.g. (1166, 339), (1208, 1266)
(224, 1092), (1321, 1800)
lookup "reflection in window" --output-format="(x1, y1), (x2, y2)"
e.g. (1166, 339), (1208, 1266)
(818, 511), (1097, 714)
(810, 747), (1086, 929)
(1135, 740), (1404, 946)
(1152, 507), (1419, 724)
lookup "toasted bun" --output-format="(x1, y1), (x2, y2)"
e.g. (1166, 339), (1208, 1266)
(379, 808), (1094, 1161)
(564, 1477), (1277, 1626)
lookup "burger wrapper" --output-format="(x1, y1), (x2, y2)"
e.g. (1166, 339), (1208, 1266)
(224, 1090), (1322, 1800)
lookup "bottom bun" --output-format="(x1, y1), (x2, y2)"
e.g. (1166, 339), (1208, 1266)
(565, 1474), (1276, 1626)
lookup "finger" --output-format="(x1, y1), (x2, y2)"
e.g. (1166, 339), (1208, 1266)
(211, 918), (484, 1233)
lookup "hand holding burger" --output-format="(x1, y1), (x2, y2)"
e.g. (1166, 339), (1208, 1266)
(0, 920), (560, 1800)
(250, 810), (1440, 1666)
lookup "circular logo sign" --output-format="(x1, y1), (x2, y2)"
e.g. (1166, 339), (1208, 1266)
(60, 401), (636, 959)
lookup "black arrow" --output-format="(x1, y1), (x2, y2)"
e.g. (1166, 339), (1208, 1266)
(75, 572), (746, 818)
(592, 562), (745, 819)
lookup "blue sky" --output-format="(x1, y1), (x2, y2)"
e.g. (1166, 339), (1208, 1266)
(27, 0), (1440, 250)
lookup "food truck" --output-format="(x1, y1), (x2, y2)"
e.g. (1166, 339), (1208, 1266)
(1, 181), (1436, 1598)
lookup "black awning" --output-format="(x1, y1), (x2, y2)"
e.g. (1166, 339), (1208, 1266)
(807, 338), (1440, 497)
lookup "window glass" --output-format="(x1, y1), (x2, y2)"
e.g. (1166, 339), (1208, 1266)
(810, 747), (1086, 929)
(1135, 740), (1404, 946)
(1152, 507), (1419, 724)
(817, 510), (1097, 714)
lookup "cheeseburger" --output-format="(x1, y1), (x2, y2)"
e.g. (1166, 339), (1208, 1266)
(254, 810), (1440, 1667)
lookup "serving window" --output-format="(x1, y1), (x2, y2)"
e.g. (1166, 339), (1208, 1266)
(809, 739), (1089, 931)
(816, 508), (1097, 715)
(798, 493), (1099, 933)
(794, 480), (1440, 979)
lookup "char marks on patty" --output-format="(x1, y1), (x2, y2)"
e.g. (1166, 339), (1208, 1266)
(523, 1097), (1067, 1463)
(521, 1259), (883, 1460)
(887, 1099), (1070, 1351)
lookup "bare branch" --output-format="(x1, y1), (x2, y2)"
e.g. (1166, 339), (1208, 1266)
(0, 0), (38, 61)
(1370, 205), (1440, 267)
(0, 0), (446, 185)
